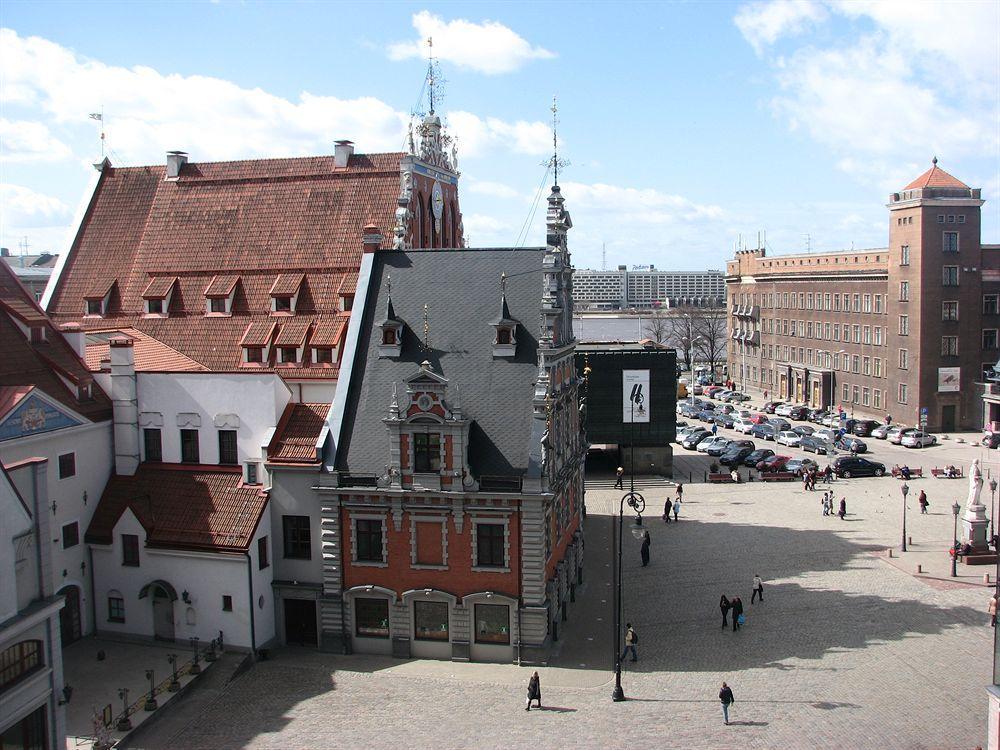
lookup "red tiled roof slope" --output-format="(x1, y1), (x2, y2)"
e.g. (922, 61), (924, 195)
(83, 328), (207, 372)
(267, 402), (329, 464)
(85, 465), (267, 551)
(904, 161), (970, 190)
(0, 263), (112, 422)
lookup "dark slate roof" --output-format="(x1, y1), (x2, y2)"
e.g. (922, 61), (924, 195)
(337, 247), (545, 478)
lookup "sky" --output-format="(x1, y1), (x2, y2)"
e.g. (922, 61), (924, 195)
(0, 0), (998, 272)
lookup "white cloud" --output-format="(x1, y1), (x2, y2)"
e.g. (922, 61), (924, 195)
(388, 11), (555, 75)
(466, 179), (523, 199)
(734, 0), (827, 54)
(0, 119), (72, 162)
(0, 184), (71, 227)
(446, 110), (552, 157)
(560, 182), (725, 225)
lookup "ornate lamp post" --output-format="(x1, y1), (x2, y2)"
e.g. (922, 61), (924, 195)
(612, 490), (645, 702)
(991, 478), (998, 541)
(143, 670), (157, 711)
(115, 688), (132, 731)
(189, 637), (201, 675)
(901, 483), (909, 552)
(952, 501), (962, 578)
(167, 654), (180, 692)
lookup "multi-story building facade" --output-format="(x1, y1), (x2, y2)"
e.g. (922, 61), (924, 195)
(574, 266), (725, 310)
(727, 160), (997, 432)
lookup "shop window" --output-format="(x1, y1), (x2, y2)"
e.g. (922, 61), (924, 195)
(355, 598), (390, 638)
(414, 600), (449, 641)
(122, 534), (140, 567)
(413, 433), (441, 472)
(144, 428), (162, 462)
(108, 593), (125, 623)
(282, 515), (312, 560)
(474, 603), (510, 644)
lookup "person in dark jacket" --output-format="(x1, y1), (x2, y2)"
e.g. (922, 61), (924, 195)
(719, 682), (735, 724)
(614, 467), (624, 490)
(525, 671), (541, 711)
(731, 597), (744, 631)
(838, 497), (847, 520)
(918, 490), (928, 514)
(663, 498), (672, 523)
(720, 595), (731, 628)
(640, 530), (651, 567)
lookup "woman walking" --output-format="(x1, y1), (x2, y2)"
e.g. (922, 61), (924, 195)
(673, 497), (681, 521)
(640, 530), (651, 567)
(525, 671), (542, 711)
(838, 497), (847, 520)
(731, 596), (744, 631)
(720, 594), (731, 628)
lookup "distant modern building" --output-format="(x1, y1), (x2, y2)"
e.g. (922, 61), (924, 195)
(726, 159), (998, 432)
(1, 249), (58, 303)
(573, 266), (725, 310)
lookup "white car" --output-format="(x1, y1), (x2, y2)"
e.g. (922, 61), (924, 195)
(888, 427), (915, 445)
(774, 404), (794, 417)
(692, 384), (704, 395)
(776, 430), (801, 447)
(733, 417), (755, 434)
(822, 414), (843, 428)
(698, 436), (729, 453)
(871, 424), (892, 439)
(901, 431), (937, 448)
(816, 428), (839, 443)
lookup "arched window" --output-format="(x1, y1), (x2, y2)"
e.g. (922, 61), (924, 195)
(441, 201), (450, 247)
(428, 194), (438, 248)
(0, 640), (43, 692)
(415, 194), (425, 249)
(450, 202), (458, 247)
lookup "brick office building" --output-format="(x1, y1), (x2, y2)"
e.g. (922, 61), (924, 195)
(727, 160), (998, 432)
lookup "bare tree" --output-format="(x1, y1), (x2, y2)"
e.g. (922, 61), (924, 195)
(693, 308), (727, 376)
(666, 311), (699, 373)
(642, 308), (671, 346)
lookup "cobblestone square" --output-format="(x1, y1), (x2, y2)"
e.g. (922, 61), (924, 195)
(127, 464), (992, 750)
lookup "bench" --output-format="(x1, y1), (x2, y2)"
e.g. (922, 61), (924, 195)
(760, 471), (797, 482)
(932, 467), (964, 478)
(708, 473), (736, 483)
(891, 466), (923, 479)
(962, 554), (999, 565)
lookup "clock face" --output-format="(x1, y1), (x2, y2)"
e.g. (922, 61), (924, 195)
(431, 181), (444, 221)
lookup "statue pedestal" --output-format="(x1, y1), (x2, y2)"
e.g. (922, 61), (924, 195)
(962, 504), (991, 551)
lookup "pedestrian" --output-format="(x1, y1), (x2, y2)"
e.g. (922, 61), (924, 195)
(918, 490), (928, 514)
(839, 497), (847, 520)
(614, 466), (624, 490)
(663, 497), (673, 524)
(621, 623), (638, 662)
(720, 594), (731, 628)
(711, 423), (718, 436)
(886, 414), (892, 425)
(676, 482), (684, 503)
(990, 594), (998, 628)
(673, 497), (681, 521)
(525, 670), (542, 711)
(763, 389), (769, 401)
(640, 529), (651, 567)
(827, 496), (834, 516)
(802, 472), (810, 491)
(751, 573), (764, 603)
(731, 596), (743, 632)
(821, 492), (829, 516)
(824, 465), (833, 484)
(719, 681), (735, 725)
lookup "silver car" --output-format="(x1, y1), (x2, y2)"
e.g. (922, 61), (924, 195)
(901, 431), (937, 448)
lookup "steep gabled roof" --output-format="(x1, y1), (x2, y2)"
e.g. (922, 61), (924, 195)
(267, 402), (329, 465)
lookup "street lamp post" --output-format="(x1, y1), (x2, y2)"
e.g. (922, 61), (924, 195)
(901, 483), (909, 552)
(952, 501), (962, 578)
(143, 670), (157, 711)
(612, 490), (645, 702)
(116, 688), (132, 732)
(991, 478), (998, 542)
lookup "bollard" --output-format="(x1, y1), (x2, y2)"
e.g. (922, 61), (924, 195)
(917, 564), (923, 573)
(908, 536), (913, 546)
(887, 548), (894, 558)
(986, 574), (992, 585)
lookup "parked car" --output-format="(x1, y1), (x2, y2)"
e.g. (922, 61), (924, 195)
(675, 420), (688, 431)
(720, 446), (755, 467)
(809, 409), (830, 424)
(853, 419), (880, 437)
(776, 430), (801, 447)
(901, 431), (937, 448)
(984, 432), (1000, 449)
(836, 436), (867, 453)
(682, 429), (712, 450)
(822, 414), (841, 428)
(726, 392), (752, 403)
(833, 456), (886, 478)
(871, 424), (892, 440)
(713, 413), (736, 429)
(698, 436), (730, 453)
(785, 457), (819, 476)
(715, 390), (733, 401)
(751, 423), (777, 441)
(762, 401), (783, 414)
(719, 404), (737, 415)
(691, 384), (704, 395)
(768, 418), (792, 432)
(733, 418), (755, 434)
(758, 454), (792, 472)
(774, 403), (794, 417)
(888, 426), (916, 445)
(750, 413), (770, 425)
(816, 428), (839, 443)
(792, 424), (815, 438)
(705, 438), (736, 457)
(800, 436), (833, 455)
(697, 409), (717, 423)
(679, 403), (699, 417)
(744, 448), (775, 467)
(705, 385), (725, 398)
(788, 406), (811, 421)
(676, 426), (699, 442)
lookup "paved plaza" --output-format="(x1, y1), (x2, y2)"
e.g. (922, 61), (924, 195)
(120, 432), (995, 750)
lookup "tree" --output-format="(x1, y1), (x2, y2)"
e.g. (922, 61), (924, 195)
(666, 311), (699, 373)
(693, 308), (727, 376)
(642, 309), (671, 347)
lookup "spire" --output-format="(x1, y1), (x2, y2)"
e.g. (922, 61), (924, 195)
(426, 37), (437, 115)
(498, 272), (512, 322)
(384, 274), (398, 321)
(544, 96), (570, 187)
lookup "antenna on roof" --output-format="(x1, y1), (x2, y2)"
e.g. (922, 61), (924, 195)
(804, 234), (811, 253)
(542, 96), (570, 187)
(602, 242), (607, 271)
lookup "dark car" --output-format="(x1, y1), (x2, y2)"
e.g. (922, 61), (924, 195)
(768, 417), (792, 431)
(697, 409), (717, 423)
(788, 406), (810, 421)
(833, 456), (886, 478)
(853, 419), (880, 437)
(679, 403), (699, 417)
(762, 401), (783, 414)
(757, 454), (792, 472)
(682, 429), (712, 449)
(785, 457), (819, 476)
(705, 438), (734, 456)
(984, 432), (1000, 449)
(744, 448), (775, 467)
(792, 424), (815, 437)
(809, 409), (830, 424)
(800, 436), (832, 455)
(720, 446), (755, 467)
(713, 413), (736, 429)
(676, 420), (689, 431)
(751, 423), (777, 441)
(836, 436), (868, 454)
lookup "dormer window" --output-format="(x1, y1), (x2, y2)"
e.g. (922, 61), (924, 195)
(274, 296), (292, 313)
(210, 298), (227, 313)
(86, 299), (104, 316)
(245, 347), (264, 363)
(413, 433), (441, 472)
(147, 299), (163, 314)
(314, 347), (333, 364)
(382, 329), (398, 346)
(205, 275), (239, 316)
(239, 320), (275, 367)
(78, 382), (92, 400)
(270, 273), (303, 315)
(30, 326), (45, 343)
(142, 277), (176, 317)
(497, 327), (512, 345)
(279, 346), (298, 364)
(377, 283), (403, 358)
(84, 279), (115, 318)
(309, 317), (344, 367)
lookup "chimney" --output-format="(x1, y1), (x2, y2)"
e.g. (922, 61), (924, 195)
(362, 223), (384, 254)
(165, 150), (188, 179)
(110, 336), (140, 476)
(334, 140), (355, 168)
(59, 322), (86, 358)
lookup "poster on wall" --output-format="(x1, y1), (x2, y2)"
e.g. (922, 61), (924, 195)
(622, 370), (651, 423)
(938, 367), (960, 392)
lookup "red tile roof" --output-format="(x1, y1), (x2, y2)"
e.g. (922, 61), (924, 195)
(240, 320), (276, 348)
(0, 385), (33, 421)
(274, 317), (311, 347)
(310, 316), (347, 347)
(85, 465), (267, 551)
(0, 263), (112, 423)
(47, 151), (406, 378)
(270, 273), (305, 296)
(84, 278), (116, 300)
(142, 276), (177, 299)
(267, 402), (329, 465)
(83, 328), (207, 372)
(904, 161), (970, 190)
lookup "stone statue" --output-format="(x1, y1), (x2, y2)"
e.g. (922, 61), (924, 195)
(967, 458), (984, 510)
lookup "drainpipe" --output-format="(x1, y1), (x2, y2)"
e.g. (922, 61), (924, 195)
(87, 546), (97, 637)
(244, 552), (257, 658)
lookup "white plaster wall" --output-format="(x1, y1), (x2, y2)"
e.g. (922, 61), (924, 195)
(1, 474), (33, 620)
(0, 608), (65, 747)
(250, 511), (275, 648)
(1, 420), (113, 634)
(136, 373), (290, 466)
(268, 469), (324, 585)
(297, 381), (337, 404)
(91, 509), (262, 649)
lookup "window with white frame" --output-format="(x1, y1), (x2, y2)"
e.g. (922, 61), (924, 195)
(941, 336), (958, 356)
(899, 348), (909, 369)
(898, 383), (908, 404)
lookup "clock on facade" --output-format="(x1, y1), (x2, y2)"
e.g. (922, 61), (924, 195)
(431, 181), (444, 221)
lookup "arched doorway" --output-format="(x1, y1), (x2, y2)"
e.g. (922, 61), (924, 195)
(139, 580), (177, 642)
(57, 585), (82, 646)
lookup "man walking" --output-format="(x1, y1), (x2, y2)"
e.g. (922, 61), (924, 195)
(720, 595), (731, 628)
(525, 671), (542, 711)
(673, 497), (681, 521)
(621, 623), (638, 662)
(663, 497), (673, 524)
(838, 497), (847, 520)
(751, 573), (764, 603)
(731, 597), (743, 631)
(640, 530), (651, 567)
(719, 681), (735, 725)
(614, 466), (624, 490)
(918, 490), (928, 514)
